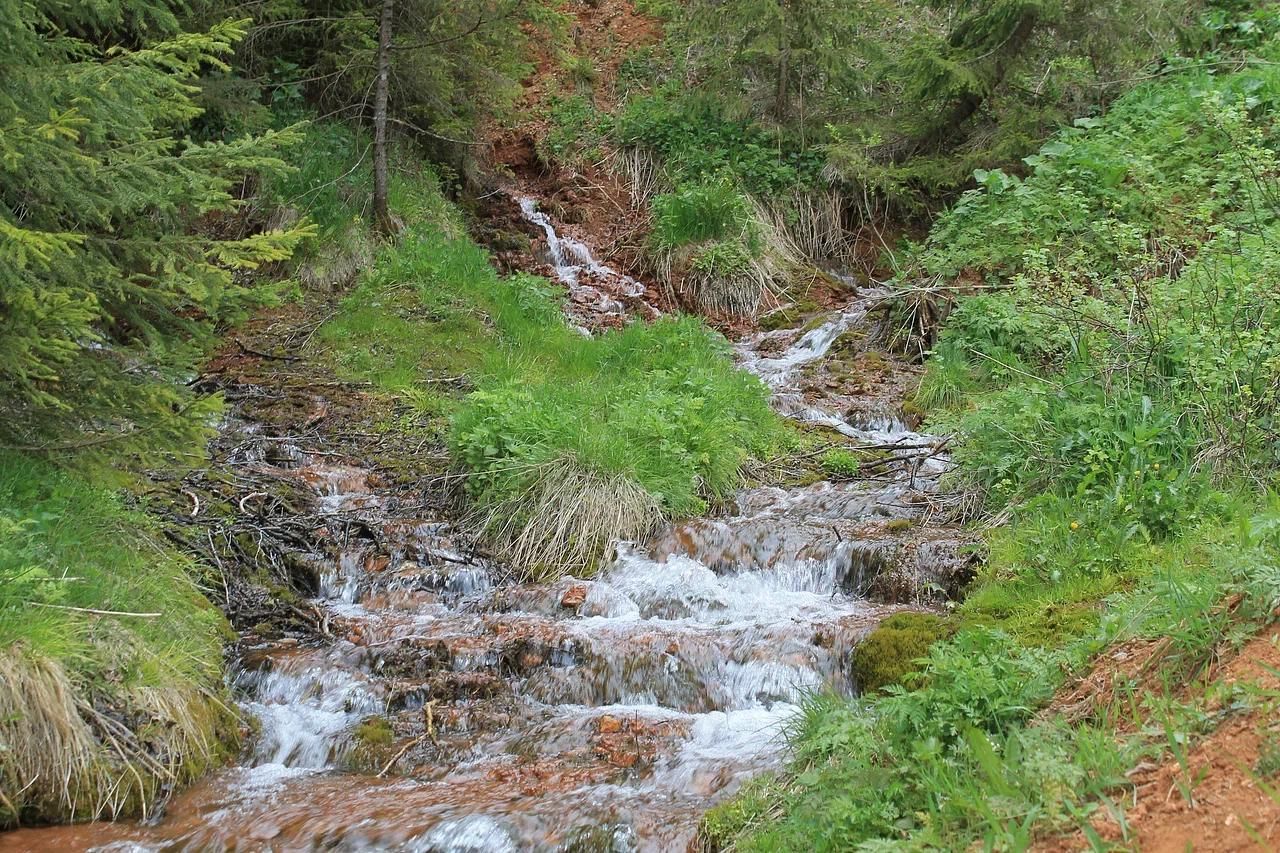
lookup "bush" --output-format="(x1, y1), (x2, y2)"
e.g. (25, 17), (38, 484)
(451, 316), (781, 574)
(613, 90), (825, 196)
(650, 182), (758, 250)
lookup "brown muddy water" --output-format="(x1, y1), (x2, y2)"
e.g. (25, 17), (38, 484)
(3, 202), (972, 853)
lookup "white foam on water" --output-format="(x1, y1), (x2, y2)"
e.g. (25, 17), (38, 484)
(586, 547), (866, 628)
(237, 663), (383, 768)
(653, 706), (795, 795)
(407, 815), (520, 853)
(516, 197), (656, 320)
(319, 550), (364, 603)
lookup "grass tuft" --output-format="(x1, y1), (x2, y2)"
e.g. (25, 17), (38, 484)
(471, 456), (664, 579)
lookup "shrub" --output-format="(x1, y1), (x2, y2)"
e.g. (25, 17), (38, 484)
(651, 183), (758, 250)
(451, 317), (781, 574)
(612, 89), (825, 196)
(649, 182), (801, 316)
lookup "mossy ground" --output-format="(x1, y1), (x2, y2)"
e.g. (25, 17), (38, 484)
(851, 612), (953, 694)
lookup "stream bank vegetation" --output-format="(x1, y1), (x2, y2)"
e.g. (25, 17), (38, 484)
(0, 2), (307, 826)
(544, 0), (1199, 317)
(7, 0), (1280, 840)
(297, 122), (784, 577)
(706, 7), (1280, 849)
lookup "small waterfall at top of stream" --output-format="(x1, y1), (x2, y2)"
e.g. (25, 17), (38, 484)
(518, 197), (659, 329)
(10, 203), (972, 853)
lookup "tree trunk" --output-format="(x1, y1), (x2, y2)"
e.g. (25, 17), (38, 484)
(775, 0), (790, 122)
(372, 0), (395, 235)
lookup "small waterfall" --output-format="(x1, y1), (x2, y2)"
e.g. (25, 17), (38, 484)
(516, 196), (658, 325)
(236, 659), (383, 768)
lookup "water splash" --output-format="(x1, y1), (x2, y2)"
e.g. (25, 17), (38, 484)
(516, 197), (658, 325)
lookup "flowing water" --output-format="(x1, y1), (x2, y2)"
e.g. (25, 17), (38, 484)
(5, 205), (970, 852)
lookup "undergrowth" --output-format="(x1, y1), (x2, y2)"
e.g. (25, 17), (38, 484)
(716, 22), (1280, 852)
(306, 123), (783, 578)
(0, 453), (235, 827)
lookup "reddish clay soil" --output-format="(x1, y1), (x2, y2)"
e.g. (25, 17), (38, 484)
(481, 1), (661, 284)
(1038, 628), (1280, 852)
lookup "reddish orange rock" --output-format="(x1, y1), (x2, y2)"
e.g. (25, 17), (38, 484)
(560, 584), (588, 608)
(597, 715), (622, 734)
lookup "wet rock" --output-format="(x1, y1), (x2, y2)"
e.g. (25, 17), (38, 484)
(862, 537), (980, 604)
(557, 823), (637, 853)
(561, 584), (588, 608)
(597, 715), (622, 734)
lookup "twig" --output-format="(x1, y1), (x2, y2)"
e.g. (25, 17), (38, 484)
(237, 339), (299, 362)
(31, 603), (161, 618)
(362, 634), (437, 649)
(377, 703), (435, 778)
(182, 489), (201, 518)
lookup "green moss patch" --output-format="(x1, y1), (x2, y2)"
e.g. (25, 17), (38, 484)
(852, 612), (953, 694)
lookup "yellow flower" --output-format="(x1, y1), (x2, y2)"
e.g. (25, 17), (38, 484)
(1070, 521), (1080, 531)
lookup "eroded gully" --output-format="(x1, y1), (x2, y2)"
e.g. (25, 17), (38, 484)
(6, 200), (974, 853)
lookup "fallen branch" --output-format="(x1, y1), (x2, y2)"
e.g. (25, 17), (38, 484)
(237, 338), (299, 362)
(377, 703), (436, 778)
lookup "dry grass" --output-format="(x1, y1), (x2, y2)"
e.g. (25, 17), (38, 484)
(298, 222), (376, 292)
(0, 651), (113, 825)
(0, 647), (233, 827)
(762, 190), (851, 262)
(611, 145), (669, 208)
(472, 456), (665, 580)
(653, 198), (805, 318)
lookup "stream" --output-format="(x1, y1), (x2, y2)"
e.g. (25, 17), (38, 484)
(5, 202), (971, 852)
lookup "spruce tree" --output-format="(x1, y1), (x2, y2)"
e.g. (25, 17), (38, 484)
(0, 1), (308, 464)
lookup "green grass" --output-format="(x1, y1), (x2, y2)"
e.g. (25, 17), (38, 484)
(720, 32), (1280, 852)
(303, 122), (783, 577)
(0, 452), (235, 826)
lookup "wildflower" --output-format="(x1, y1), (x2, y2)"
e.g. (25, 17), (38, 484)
(1070, 520), (1080, 531)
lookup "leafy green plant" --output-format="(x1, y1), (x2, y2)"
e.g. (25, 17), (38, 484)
(819, 448), (861, 480)
(650, 182), (758, 250)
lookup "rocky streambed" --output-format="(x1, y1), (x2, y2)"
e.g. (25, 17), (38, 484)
(6, 203), (974, 852)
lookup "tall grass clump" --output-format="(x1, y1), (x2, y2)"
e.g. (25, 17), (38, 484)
(649, 182), (801, 316)
(0, 453), (235, 827)
(452, 315), (781, 577)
